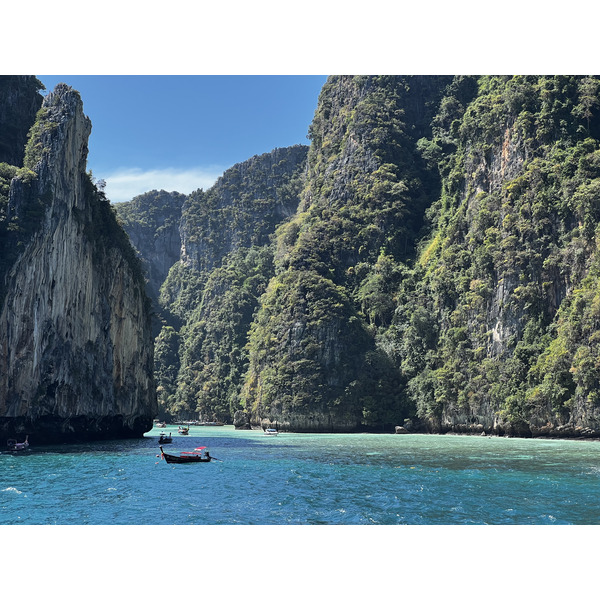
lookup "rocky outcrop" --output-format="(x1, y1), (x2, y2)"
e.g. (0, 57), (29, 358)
(233, 410), (251, 430)
(114, 190), (186, 302)
(179, 145), (308, 273)
(0, 76), (43, 166)
(0, 83), (156, 444)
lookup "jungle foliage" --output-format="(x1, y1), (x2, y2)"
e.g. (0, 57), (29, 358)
(388, 75), (600, 429)
(148, 146), (309, 420)
(129, 75), (600, 433)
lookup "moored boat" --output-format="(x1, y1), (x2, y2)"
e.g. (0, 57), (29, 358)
(158, 433), (173, 444)
(264, 428), (279, 436)
(7, 436), (29, 451)
(178, 426), (190, 435)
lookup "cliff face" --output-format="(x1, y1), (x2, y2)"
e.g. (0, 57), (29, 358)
(393, 76), (600, 437)
(152, 145), (308, 420)
(0, 76), (43, 165)
(114, 189), (186, 301)
(0, 83), (156, 443)
(241, 76), (446, 432)
(179, 145), (308, 273)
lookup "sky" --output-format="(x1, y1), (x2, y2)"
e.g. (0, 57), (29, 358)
(37, 75), (328, 203)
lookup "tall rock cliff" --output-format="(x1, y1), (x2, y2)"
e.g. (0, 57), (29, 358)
(114, 189), (186, 336)
(150, 145), (308, 420)
(0, 83), (156, 444)
(0, 76), (43, 166)
(241, 76), (450, 432)
(114, 189), (186, 301)
(392, 75), (600, 437)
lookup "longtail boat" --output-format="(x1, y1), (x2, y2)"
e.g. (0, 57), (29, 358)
(7, 436), (29, 451)
(159, 446), (217, 464)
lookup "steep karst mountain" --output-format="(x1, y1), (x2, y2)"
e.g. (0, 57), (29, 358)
(7, 75), (600, 440)
(240, 76), (453, 432)
(130, 75), (600, 437)
(0, 80), (156, 444)
(116, 145), (308, 423)
(390, 75), (600, 437)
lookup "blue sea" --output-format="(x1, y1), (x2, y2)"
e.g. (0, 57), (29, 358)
(2, 424), (600, 525)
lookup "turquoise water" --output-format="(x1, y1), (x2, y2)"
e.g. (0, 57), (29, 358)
(2, 425), (600, 525)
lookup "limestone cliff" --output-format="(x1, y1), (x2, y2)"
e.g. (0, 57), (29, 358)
(155, 146), (308, 421)
(0, 83), (156, 444)
(241, 76), (444, 432)
(0, 76), (43, 166)
(114, 189), (186, 336)
(114, 190), (186, 298)
(179, 145), (308, 273)
(394, 75), (600, 438)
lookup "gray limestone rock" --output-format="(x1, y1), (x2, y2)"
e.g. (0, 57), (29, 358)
(0, 83), (156, 444)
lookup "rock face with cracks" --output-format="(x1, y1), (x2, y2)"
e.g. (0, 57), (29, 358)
(0, 84), (156, 444)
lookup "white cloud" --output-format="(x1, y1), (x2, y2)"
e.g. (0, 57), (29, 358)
(101, 166), (227, 203)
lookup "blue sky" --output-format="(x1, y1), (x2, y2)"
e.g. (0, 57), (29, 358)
(37, 75), (328, 203)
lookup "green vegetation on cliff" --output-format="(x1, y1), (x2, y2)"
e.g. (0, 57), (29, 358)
(389, 76), (600, 434)
(240, 76), (449, 431)
(144, 146), (309, 420)
(125, 75), (600, 436)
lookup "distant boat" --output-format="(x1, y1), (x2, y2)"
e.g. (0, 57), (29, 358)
(178, 426), (190, 435)
(159, 446), (217, 464)
(155, 422), (167, 428)
(264, 428), (279, 436)
(7, 436), (29, 451)
(158, 433), (173, 444)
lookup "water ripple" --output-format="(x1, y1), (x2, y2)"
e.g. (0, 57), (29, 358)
(2, 428), (600, 524)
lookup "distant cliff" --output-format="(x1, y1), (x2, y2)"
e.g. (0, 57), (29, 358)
(120, 146), (308, 421)
(0, 83), (156, 444)
(114, 189), (186, 336)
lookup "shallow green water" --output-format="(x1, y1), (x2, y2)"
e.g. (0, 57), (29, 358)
(2, 425), (600, 524)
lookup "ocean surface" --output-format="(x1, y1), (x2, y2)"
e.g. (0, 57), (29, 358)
(2, 424), (600, 525)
